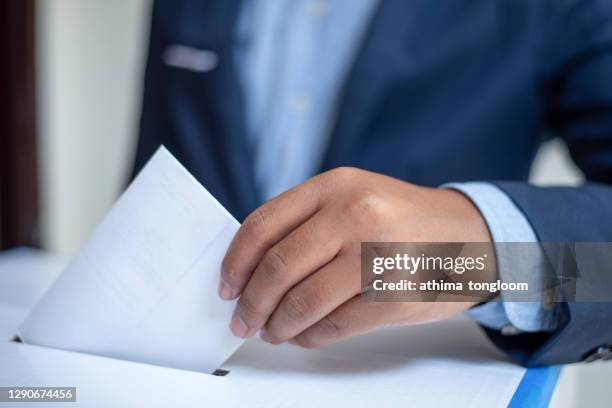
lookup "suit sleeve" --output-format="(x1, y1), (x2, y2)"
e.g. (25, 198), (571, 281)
(486, 0), (612, 366)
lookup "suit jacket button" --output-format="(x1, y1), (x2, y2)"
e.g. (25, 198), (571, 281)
(501, 324), (523, 336)
(585, 346), (612, 362)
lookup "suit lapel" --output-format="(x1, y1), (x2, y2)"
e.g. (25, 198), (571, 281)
(180, 0), (259, 218)
(208, 0), (261, 216)
(321, 0), (407, 171)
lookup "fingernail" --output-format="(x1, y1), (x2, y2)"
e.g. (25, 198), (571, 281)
(218, 278), (234, 300)
(230, 313), (249, 338)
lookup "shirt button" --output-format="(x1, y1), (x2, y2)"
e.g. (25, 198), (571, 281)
(542, 288), (555, 310)
(584, 346), (612, 362)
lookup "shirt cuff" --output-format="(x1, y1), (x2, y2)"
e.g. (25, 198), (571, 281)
(443, 182), (560, 333)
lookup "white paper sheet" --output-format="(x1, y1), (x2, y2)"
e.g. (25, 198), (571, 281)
(18, 146), (244, 373)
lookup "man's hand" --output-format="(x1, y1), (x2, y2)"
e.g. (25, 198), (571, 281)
(220, 167), (493, 348)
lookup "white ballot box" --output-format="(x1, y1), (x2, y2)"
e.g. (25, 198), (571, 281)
(0, 249), (560, 407)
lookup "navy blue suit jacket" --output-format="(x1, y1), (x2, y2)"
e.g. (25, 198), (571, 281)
(133, 0), (612, 366)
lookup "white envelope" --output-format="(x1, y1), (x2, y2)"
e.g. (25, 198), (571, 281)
(18, 146), (243, 373)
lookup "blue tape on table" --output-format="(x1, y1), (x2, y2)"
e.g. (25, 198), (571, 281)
(508, 365), (562, 407)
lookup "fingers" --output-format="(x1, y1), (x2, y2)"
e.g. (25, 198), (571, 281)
(220, 177), (325, 299)
(230, 211), (344, 337)
(260, 251), (361, 344)
(291, 298), (404, 349)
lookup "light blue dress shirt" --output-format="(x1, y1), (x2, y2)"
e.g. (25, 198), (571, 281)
(235, 0), (558, 333)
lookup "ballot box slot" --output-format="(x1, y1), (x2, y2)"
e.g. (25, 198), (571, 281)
(9, 334), (232, 377)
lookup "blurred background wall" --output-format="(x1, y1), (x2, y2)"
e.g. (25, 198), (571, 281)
(32, 1), (611, 406)
(36, 0), (149, 254)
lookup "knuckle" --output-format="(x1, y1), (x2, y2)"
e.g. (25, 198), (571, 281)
(321, 167), (358, 186)
(293, 333), (319, 349)
(316, 315), (344, 339)
(290, 316), (345, 349)
(262, 328), (285, 345)
(237, 294), (262, 326)
(221, 258), (240, 286)
(243, 208), (268, 239)
(333, 166), (359, 179)
(281, 290), (311, 321)
(260, 248), (289, 283)
(345, 193), (388, 224)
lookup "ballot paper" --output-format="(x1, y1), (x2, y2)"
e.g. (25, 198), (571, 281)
(18, 146), (244, 373)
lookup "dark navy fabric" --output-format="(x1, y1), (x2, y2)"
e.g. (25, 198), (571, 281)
(134, 0), (612, 366)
